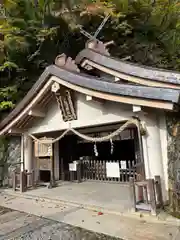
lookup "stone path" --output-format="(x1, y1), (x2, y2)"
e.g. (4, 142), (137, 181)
(0, 192), (180, 240)
(4, 182), (132, 213)
(0, 207), (119, 240)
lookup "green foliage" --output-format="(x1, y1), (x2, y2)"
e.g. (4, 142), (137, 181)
(77, 0), (180, 69)
(0, 61), (18, 71)
(0, 0), (70, 117)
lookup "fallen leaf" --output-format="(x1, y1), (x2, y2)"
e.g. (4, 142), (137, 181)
(98, 212), (103, 216)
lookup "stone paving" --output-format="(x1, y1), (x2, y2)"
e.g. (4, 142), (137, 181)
(0, 192), (180, 240)
(0, 208), (119, 240)
(4, 181), (132, 213)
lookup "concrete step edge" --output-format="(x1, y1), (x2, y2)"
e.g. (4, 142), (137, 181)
(2, 190), (180, 227)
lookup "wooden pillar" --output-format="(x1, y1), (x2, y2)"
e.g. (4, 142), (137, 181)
(20, 134), (24, 171)
(20, 171), (25, 192)
(155, 175), (163, 207)
(129, 177), (136, 212)
(23, 133), (33, 172)
(13, 170), (16, 191)
(60, 158), (65, 181)
(77, 163), (81, 183)
(148, 178), (157, 215)
(49, 153), (56, 188)
(31, 170), (35, 188)
(134, 121), (144, 201)
(54, 141), (60, 181)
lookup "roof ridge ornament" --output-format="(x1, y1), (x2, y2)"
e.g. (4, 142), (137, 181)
(85, 39), (114, 56)
(55, 53), (80, 72)
(79, 14), (110, 40)
(79, 14), (113, 55)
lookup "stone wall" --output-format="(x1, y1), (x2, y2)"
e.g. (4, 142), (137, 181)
(166, 112), (180, 214)
(1, 136), (21, 186)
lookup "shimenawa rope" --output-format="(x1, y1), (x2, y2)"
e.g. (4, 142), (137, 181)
(28, 118), (139, 144)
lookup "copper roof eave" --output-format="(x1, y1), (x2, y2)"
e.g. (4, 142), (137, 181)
(81, 59), (180, 90)
(75, 49), (180, 87)
(0, 65), (179, 135)
(51, 76), (175, 110)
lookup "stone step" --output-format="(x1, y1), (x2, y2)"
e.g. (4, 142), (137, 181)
(0, 211), (24, 224)
(0, 214), (52, 240)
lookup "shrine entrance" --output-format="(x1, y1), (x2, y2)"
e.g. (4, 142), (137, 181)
(39, 170), (51, 182)
(58, 123), (144, 183)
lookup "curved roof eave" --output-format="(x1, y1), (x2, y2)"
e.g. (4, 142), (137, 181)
(75, 49), (180, 86)
(0, 65), (179, 135)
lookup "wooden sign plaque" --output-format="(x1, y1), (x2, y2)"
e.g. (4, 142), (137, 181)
(38, 158), (51, 171)
(34, 138), (53, 157)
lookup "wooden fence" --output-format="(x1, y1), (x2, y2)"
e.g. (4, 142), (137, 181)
(80, 159), (144, 183)
(13, 170), (35, 192)
(129, 176), (163, 215)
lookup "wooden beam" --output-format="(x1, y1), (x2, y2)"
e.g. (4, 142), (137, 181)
(28, 109), (45, 118)
(8, 128), (24, 135)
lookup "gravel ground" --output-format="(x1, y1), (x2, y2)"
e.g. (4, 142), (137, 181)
(0, 207), (121, 240)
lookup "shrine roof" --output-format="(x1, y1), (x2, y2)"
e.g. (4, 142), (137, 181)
(0, 55), (180, 135)
(75, 42), (180, 89)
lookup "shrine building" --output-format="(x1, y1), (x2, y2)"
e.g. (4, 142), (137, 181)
(0, 40), (179, 214)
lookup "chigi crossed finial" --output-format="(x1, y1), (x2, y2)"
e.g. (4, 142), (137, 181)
(78, 14), (110, 41)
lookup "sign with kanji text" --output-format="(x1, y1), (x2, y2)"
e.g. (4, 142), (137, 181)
(120, 161), (127, 170)
(69, 163), (77, 172)
(106, 162), (120, 178)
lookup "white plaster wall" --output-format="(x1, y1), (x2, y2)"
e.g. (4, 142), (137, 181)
(159, 114), (169, 202)
(29, 93), (133, 134)
(141, 111), (168, 202)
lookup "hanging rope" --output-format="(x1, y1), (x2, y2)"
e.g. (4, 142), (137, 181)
(28, 118), (140, 144)
(28, 129), (70, 144)
(110, 138), (114, 155)
(70, 118), (138, 142)
(94, 143), (98, 157)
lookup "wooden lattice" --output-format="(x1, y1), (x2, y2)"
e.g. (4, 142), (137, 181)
(55, 87), (77, 122)
(34, 138), (53, 157)
(38, 158), (51, 170)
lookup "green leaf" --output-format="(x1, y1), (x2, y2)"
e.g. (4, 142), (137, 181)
(0, 101), (15, 110)
(0, 61), (19, 71)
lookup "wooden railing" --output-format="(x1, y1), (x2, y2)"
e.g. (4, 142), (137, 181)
(129, 176), (163, 215)
(80, 159), (143, 183)
(13, 170), (35, 192)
